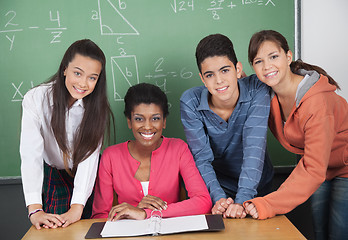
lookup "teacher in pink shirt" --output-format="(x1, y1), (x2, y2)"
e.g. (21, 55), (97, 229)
(92, 83), (212, 221)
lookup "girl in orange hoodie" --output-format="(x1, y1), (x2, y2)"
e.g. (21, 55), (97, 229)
(244, 30), (348, 240)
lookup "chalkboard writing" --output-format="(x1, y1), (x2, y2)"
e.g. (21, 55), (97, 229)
(0, 0), (297, 177)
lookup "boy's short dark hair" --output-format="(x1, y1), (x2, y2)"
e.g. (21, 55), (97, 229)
(124, 83), (169, 119)
(195, 34), (238, 73)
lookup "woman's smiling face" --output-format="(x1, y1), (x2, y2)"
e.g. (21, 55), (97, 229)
(127, 103), (166, 150)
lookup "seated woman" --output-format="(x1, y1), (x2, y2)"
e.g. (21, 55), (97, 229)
(92, 83), (212, 221)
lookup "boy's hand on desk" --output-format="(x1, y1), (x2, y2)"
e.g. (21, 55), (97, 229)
(223, 203), (246, 219)
(60, 204), (83, 228)
(137, 195), (167, 211)
(212, 197), (233, 215)
(108, 203), (146, 221)
(244, 202), (259, 219)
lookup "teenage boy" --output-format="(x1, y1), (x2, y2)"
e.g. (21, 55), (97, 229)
(180, 34), (273, 218)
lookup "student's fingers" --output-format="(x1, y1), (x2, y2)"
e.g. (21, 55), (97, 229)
(241, 210), (247, 219)
(62, 220), (72, 228)
(212, 209), (223, 215)
(244, 202), (258, 219)
(212, 204), (227, 214)
(217, 198), (227, 209)
(41, 218), (56, 228)
(234, 205), (245, 219)
(219, 198), (233, 210)
(50, 214), (65, 225)
(249, 207), (259, 219)
(212, 205), (223, 215)
(224, 204), (233, 218)
(47, 214), (64, 227)
(244, 202), (251, 214)
(34, 222), (42, 230)
(31, 212), (64, 229)
(59, 204), (83, 227)
(225, 204), (244, 218)
(226, 197), (234, 205)
(244, 202), (255, 214)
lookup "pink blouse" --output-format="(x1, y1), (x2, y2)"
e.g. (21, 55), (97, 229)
(91, 137), (212, 219)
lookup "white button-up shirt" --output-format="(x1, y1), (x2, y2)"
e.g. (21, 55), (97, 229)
(20, 83), (100, 207)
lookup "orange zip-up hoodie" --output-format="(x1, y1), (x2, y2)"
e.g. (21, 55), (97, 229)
(244, 70), (348, 219)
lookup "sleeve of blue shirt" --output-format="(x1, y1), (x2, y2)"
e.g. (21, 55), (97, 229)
(180, 89), (227, 204)
(235, 75), (271, 204)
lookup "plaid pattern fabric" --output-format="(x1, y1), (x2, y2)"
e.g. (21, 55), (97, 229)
(42, 162), (94, 218)
(43, 162), (74, 214)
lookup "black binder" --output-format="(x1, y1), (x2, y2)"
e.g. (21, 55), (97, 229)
(85, 214), (225, 239)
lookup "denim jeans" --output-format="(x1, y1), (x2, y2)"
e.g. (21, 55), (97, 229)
(310, 177), (348, 240)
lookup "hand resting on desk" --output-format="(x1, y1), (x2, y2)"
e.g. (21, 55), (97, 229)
(244, 202), (259, 219)
(108, 202), (146, 221)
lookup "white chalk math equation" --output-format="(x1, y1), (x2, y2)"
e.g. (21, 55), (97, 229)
(171, 0), (276, 20)
(145, 57), (193, 107)
(11, 81), (35, 102)
(0, 10), (67, 51)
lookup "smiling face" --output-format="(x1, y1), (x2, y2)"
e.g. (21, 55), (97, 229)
(64, 53), (102, 106)
(199, 56), (242, 106)
(127, 103), (166, 151)
(252, 40), (292, 88)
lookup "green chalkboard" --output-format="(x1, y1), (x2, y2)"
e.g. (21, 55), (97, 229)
(0, 0), (297, 177)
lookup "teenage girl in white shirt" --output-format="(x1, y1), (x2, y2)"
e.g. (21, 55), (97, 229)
(20, 39), (114, 229)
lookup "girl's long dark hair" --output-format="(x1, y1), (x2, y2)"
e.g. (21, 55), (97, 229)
(248, 30), (340, 90)
(47, 39), (114, 174)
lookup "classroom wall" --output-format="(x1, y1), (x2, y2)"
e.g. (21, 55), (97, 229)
(301, 0), (348, 101)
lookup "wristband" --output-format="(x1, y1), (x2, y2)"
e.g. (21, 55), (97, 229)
(28, 209), (43, 219)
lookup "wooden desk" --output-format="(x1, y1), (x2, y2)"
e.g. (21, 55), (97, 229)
(22, 215), (306, 240)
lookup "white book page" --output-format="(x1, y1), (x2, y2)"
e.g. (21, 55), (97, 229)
(100, 219), (152, 237)
(159, 215), (208, 235)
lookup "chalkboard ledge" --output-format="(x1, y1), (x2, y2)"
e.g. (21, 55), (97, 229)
(0, 176), (22, 185)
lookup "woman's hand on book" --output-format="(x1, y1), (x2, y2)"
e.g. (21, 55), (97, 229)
(108, 203), (146, 221)
(137, 195), (167, 211)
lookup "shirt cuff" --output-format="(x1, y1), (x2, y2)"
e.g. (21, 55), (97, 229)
(235, 194), (253, 205)
(70, 191), (87, 206)
(24, 192), (43, 207)
(212, 192), (227, 205)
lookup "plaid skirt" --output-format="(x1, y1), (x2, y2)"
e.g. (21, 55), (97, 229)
(42, 162), (93, 218)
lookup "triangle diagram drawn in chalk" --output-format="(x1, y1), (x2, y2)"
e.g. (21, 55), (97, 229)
(111, 55), (139, 101)
(98, 0), (139, 35)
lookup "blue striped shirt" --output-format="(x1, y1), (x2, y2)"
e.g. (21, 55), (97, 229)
(180, 74), (273, 204)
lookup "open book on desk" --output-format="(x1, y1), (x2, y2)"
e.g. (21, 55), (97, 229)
(85, 214), (224, 238)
